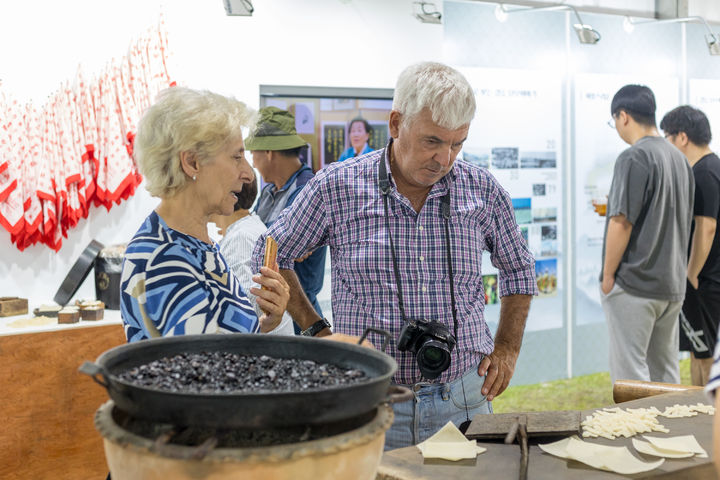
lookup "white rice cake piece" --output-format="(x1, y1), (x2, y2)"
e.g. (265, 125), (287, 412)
(540, 436), (664, 474)
(538, 436), (572, 459)
(416, 421), (487, 461)
(566, 437), (665, 474)
(632, 438), (695, 458)
(690, 403), (715, 415)
(417, 441), (486, 461)
(661, 404), (698, 418)
(643, 435), (708, 458)
(581, 407), (668, 439)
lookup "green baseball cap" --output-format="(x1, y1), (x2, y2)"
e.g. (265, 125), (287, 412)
(244, 106), (308, 151)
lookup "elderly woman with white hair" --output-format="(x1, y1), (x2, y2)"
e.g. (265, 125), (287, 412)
(120, 87), (290, 342)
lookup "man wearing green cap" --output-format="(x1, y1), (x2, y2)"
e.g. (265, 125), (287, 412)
(245, 107), (326, 324)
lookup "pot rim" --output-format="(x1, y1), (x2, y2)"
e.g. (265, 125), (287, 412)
(97, 333), (397, 398)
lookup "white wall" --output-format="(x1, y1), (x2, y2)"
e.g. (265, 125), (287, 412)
(0, 0), (444, 306)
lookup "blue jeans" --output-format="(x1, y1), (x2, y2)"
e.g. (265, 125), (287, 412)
(385, 363), (493, 450)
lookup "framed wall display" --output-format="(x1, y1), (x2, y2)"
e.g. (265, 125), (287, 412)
(321, 122), (346, 167)
(259, 85), (393, 172)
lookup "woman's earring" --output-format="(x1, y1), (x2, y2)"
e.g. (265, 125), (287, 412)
(192, 175), (197, 181)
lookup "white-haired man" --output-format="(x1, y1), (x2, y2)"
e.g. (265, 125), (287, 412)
(252, 62), (537, 449)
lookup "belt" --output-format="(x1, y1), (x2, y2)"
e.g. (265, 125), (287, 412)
(396, 361), (482, 393)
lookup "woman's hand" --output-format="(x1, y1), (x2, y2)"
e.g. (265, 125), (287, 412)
(250, 266), (290, 333)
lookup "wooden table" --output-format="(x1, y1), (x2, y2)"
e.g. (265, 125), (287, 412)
(378, 389), (717, 479)
(0, 319), (126, 480)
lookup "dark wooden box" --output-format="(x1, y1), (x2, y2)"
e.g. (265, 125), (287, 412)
(0, 297), (29, 317)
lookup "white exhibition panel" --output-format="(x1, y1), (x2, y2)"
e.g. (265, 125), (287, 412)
(689, 79), (720, 154)
(460, 67), (564, 333)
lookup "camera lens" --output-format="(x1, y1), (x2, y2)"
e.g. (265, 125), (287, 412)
(424, 346), (445, 365)
(416, 339), (451, 379)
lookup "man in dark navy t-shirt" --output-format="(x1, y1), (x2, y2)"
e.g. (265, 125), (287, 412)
(662, 105), (720, 386)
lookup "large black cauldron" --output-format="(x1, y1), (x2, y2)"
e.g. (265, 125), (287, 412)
(80, 331), (410, 429)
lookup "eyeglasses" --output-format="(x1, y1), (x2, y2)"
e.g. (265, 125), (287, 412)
(607, 117), (616, 129)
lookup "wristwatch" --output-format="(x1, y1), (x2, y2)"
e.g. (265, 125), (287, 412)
(301, 318), (332, 337)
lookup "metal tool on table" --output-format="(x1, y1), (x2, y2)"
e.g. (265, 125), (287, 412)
(465, 410), (581, 480)
(504, 415), (528, 480)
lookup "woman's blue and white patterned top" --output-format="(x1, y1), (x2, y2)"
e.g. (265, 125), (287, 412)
(120, 211), (258, 342)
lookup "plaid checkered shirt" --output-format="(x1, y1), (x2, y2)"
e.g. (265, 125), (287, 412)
(253, 145), (537, 385)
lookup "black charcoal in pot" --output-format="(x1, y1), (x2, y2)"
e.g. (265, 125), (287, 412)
(117, 351), (368, 393)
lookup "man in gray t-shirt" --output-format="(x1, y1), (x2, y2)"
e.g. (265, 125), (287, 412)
(600, 85), (694, 384)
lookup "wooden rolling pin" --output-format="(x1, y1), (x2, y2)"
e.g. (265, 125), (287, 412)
(613, 379), (702, 404)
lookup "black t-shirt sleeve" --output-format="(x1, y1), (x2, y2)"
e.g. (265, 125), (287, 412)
(608, 150), (651, 225)
(693, 166), (720, 219)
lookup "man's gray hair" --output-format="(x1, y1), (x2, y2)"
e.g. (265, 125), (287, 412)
(392, 62), (476, 129)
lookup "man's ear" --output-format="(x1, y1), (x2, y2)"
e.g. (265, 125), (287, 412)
(180, 151), (200, 178)
(676, 131), (690, 147)
(618, 110), (630, 127)
(389, 111), (402, 139)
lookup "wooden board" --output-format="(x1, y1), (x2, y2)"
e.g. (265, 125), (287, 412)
(378, 390), (717, 480)
(465, 410), (581, 439)
(0, 324), (126, 480)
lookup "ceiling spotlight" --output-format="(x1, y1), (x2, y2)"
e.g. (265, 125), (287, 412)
(413, 1), (442, 24)
(494, 4), (508, 23)
(573, 24), (601, 44)
(495, 2), (600, 45)
(224, 0), (254, 16)
(707, 34), (720, 55)
(625, 16), (720, 56)
(623, 16), (635, 33)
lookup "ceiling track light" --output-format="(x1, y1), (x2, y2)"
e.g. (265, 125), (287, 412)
(624, 15), (720, 56)
(224, 0), (254, 16)
(495, 2), (600, 45)
(413, 1), (442, 24)
(494, 4), (508, 22)
(622, 16), (635, 33)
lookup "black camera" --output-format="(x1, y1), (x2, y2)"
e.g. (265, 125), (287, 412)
(396, 319), (456, 379)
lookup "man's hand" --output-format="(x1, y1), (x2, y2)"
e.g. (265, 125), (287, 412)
(601, 274), (615, 295)
(592, 199), (607, 217)
(478, 294), (531, 402)
(602, 215), (632, 296)
(688, 215), (716, 290)
(478, 342), (518, 402)
(294, 250), (314, 262)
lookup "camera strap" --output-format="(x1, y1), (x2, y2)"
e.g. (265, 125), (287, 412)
(379, 146), (471, 428)
(377, 152), (410, 322)
(377, 147), (456, 332)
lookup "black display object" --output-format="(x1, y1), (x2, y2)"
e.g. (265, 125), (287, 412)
(54, 240), (105, 306)
(94, 247), (124, 310)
